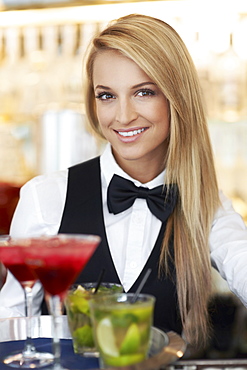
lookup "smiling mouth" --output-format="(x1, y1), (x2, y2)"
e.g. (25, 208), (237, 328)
(117, 128), (147, 137)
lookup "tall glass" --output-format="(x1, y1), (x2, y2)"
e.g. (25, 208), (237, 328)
(0, 236), (54, 368)
(64, 282), (123, 357)
(89, 293), (155, 368)
(22, 234), (101, 370)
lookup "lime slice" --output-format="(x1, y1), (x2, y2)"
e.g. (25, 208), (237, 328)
(96, 317), (119, 357)
(120, 323), (141, 355)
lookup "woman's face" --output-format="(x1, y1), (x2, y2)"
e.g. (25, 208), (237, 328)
(93, 50), (170, 177)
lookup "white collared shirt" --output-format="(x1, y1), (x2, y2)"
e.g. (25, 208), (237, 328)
(100, 144), (164, 291)
(1, 143), (247, 317)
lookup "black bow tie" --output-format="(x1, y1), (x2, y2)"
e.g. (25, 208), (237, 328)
(107, 174), (178, 222)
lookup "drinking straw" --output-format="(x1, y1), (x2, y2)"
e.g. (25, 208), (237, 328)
(93, 268), (106, 294)
(131, 268), (152, 303)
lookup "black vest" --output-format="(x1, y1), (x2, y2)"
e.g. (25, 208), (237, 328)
(58, 157), (182, 334)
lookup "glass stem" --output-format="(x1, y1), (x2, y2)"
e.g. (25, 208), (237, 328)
(23, 286), (36, 356)
(48, 295), (63, 370)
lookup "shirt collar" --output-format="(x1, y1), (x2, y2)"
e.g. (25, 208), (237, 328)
(100, 143), (166, 189)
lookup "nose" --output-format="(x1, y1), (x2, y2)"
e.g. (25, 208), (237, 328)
(115, 97), (138, 125)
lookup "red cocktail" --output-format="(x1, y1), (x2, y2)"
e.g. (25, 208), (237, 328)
(0, 236), (54, 368)
(23, 234), (101, 370)
(0, 249), (36, 287)
(25, 236), (98, 298)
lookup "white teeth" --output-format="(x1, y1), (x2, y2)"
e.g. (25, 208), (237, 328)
(118, 128), (145, 137)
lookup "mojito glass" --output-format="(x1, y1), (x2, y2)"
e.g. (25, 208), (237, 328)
(89, 293), (155, 368)
(65, 282), (122, 356)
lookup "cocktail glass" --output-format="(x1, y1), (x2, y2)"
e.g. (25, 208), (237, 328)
(64, 282), (123, 357)
(23, 234), (101, 370)
(0, 236), (54, 368)
(89, 293), (155, 368)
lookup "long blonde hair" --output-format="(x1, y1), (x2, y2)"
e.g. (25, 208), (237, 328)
(84, 14), (220, 347)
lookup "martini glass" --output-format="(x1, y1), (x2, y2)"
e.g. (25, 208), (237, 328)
(0, 236), (54, 368)
(23, 234), (101, 370)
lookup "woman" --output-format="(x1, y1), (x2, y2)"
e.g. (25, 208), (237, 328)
(1, 14), (247, 348)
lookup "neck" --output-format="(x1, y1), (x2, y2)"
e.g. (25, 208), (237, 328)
(113, 155), (166, 183)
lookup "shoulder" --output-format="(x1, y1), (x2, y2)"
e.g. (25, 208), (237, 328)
(212, 190), (247, 232)
(16, 170), (69, 233)
(10, 170), (69, 237)
(21, 170), (68, 196)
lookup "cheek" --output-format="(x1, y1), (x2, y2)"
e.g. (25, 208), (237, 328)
(96, 107), (106, 128)
(96, 105), (111, 128)
(152, 108), (170, 138)
(149, 105), (170, 128)
(156, 101), (170, 126)
(161, 118), (170, 138)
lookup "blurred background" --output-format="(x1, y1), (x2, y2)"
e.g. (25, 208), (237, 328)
(0, 0), (247, 359)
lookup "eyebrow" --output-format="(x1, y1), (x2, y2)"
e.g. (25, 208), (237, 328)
(95, 85), (111, 90)
(132, 82), (156, 89)
(94, 82), (157, 90)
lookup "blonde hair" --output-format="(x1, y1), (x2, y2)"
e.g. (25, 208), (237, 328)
(84, 14), (220, 347)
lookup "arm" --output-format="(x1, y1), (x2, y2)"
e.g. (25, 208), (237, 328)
(0, 170), (68, 318)
(210, 191), (247, 306)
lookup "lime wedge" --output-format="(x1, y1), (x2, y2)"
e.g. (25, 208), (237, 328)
(120, 323), (141, 355)
(69, 296), (89, 314)
(96, 317), (119, 357)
